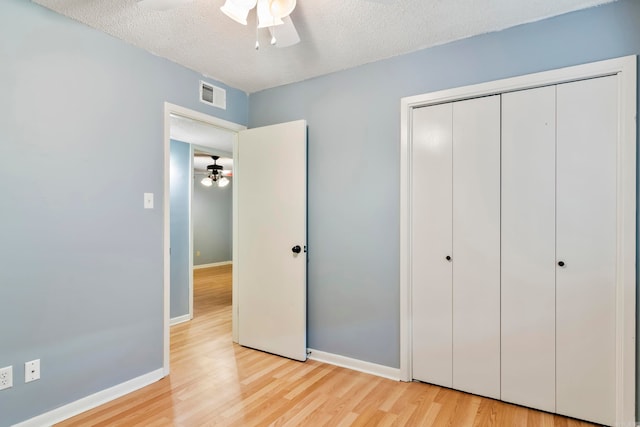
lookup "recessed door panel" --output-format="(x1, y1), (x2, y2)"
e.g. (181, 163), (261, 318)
(410, 103), (453, 387)
(556, 76), (618, 426)
(501, 86), (556, 411)
(452, 95), (501, 399)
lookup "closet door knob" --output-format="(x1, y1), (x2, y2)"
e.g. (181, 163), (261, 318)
(445, 255), (452, 262)
(558, 261), (565, 267)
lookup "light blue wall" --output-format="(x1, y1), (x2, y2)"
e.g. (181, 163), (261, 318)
(249, 0), (640, 382)
(193, 174), (233, 265)
(0, 1), (247, 425)
(170, 140), (191, 319)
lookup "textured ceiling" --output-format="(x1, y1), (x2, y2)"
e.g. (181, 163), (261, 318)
(33, 0), (614, 93)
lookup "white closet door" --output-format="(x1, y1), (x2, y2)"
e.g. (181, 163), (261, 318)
(452, 95), (501, 399)
(411, 103), (453, 387)
(501, 86), (556, 411)
(556, 76), (618, 426)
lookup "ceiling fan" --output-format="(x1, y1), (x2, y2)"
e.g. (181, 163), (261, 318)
(220, 0), (300, 48)
(196, 155), (232, 187)
(137, 0), (300, 48)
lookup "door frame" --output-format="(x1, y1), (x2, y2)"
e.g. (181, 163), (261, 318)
(400, 55), (636, 425)
(163, 102), (246, 375)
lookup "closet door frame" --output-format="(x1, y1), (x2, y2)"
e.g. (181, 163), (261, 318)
(400, 55), (636, 426)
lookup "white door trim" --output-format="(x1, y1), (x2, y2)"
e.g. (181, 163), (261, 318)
(163, 103), (246, 376)
(400, 55), (636, 426)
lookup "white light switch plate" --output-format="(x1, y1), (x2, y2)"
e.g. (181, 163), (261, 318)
(144, 193), (154, 209)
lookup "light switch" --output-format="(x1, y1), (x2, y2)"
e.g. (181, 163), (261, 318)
(144, 193), (154, 209)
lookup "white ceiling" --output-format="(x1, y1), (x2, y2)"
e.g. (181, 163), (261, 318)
(170, 113), (235, 152)
(33, 0), (614, 93)
(170, 114), (234, 172)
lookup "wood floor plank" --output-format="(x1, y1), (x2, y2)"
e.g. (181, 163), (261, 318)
(56, 265), (599, 427)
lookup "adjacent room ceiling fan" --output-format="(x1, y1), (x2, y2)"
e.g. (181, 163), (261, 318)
(196, 155), (232, 187)
(137, 0), (300, 48)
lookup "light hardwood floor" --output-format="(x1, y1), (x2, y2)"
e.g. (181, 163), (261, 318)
(58, 265), (596, 426)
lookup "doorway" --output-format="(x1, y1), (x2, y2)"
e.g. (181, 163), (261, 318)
(163, 102), (246, 375)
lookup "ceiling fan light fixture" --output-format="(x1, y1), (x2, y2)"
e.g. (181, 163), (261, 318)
(220, 0), (300, 48)
(269, 0), (296, 19)
(220, 0), (257, 25)
(218, 177), (230, 187)
(257, 0), (283, 28)
(201, 176), (213, 187)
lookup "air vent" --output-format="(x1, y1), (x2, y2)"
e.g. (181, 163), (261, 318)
(199, 80), (226, 110)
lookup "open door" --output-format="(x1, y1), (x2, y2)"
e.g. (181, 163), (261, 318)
(237, 120), (307, 361)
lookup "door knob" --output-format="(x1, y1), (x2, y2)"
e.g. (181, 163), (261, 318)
(445, 255), (452, 261)
(292, 245), (302, 254)
(558, 261), (565, 267)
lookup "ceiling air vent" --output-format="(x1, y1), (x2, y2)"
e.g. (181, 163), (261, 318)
(199, 80), (226, 110)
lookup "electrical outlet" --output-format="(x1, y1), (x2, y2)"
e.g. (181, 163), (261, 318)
(0, 366), (13, 390)
(25, 359), (40, 383)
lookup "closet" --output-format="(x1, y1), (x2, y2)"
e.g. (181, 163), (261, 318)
(410, 75), (619, 426)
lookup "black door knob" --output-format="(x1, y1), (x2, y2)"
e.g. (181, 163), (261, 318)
(292, 245), (302, 254)
(558, 261), (565, 267)
(445, 255), (452, 261)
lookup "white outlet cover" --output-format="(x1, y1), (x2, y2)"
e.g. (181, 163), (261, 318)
(25, 359), (40, 383)
(0, 366), (12, 390)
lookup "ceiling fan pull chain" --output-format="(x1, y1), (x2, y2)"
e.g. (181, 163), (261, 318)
(255, 12), (260, 50)
(270, 24), (277, 45)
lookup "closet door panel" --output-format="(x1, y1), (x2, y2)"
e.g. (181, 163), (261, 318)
(452, 95), (501, 399)
(556, 75), (617, 426)
(411, 103), (453, 387)
(501, 86), (556, 411)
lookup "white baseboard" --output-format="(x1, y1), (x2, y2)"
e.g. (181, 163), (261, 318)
(13, 368), (164, 427)
(193, 261), (232, 269)
(170, 314), (192, 326)
(307, 348), (400, 381)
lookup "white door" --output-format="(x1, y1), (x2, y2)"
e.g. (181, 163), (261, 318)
(237, 120), (307, 362)
(451, 95), (501, 399)
(501, 86), (556, 412)
(556, 76), (617, 426)
(411, 103), (453, 388)
(411, 96), (500, 397)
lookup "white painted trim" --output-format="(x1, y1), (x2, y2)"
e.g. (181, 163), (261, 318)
(193, 261), (232, 269)
(399, 85), (412, 384)
(400, 55), (636, 427)
(170, 314), (192, 326)
(13, 369), (163, 427)
(307, 349), (400, 381)
(188, 144), (194, 327)
(232, 130), (239, 344)
(615, 56), (637, 427)
(163, 104), (171, 377)
(163, 102), (246, 377)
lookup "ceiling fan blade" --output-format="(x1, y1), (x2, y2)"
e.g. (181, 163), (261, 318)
(269, 16), (300, 48)
(137, 0), (192, 12)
